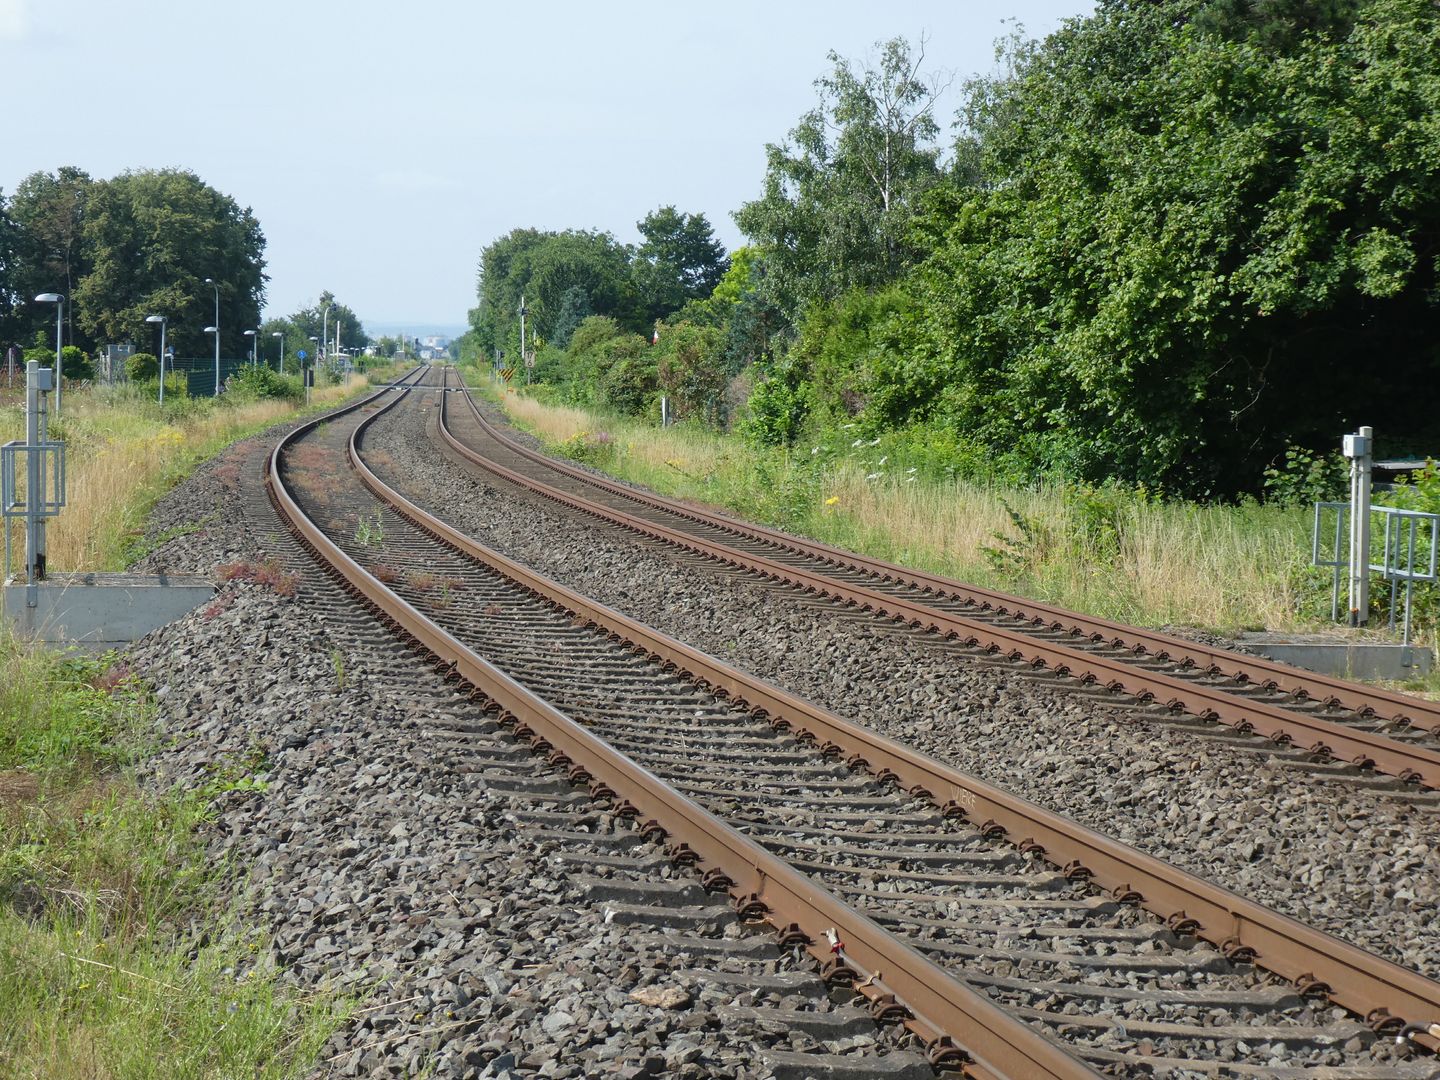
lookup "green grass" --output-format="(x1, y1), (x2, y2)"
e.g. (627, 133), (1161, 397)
(0, 374), (389, 1075)
(0, 634), (347, 1077)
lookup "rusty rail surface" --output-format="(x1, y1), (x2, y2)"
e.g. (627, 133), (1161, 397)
(438, 376), (1440, 790)
(454, 372), (1440, 737)
(266, 371), (1100, 1079)
(314, 378), (1440, 1053)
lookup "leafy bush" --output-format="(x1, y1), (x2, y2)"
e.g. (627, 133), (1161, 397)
(225, 365), (302, 403)
(125, 352), (159, 381)
(740, 357), (813, 448)
(1262, 445), (1349, 507)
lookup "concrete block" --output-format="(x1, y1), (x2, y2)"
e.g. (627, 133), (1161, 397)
(4, 572), (214, 648)
(1237, 632), (1433, 681)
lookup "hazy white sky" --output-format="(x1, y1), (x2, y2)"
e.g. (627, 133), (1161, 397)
(3, 0), (1093, 330)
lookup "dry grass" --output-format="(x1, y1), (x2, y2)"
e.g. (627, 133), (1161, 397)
(490, 386), (1318, 636)
(0, 378), (367, 577)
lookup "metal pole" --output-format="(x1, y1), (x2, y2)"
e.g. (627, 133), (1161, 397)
(518, 296), (527, 387)
(211, 281), (220, 395)
(158, 321), (167, 407)
(322, 305), (330, 367)
(24, 360), (46, 604)
(53, 300), (63, 417)
(1344, 426), (1373, 626)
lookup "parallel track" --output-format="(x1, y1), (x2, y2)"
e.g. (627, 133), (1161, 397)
(436, 370), (1440, 791)
(259, 369), (1440, 1077)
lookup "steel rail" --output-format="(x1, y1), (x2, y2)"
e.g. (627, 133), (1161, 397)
(456, 373), (1440, 735)
(329, 380), (1440, 1053)
(438, 378), (1440, 790)
(268, 373), (1100, 1080)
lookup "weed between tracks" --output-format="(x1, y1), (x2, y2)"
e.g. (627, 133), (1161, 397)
(218, 558), (301, 597)
(0, 627), (346, 1074)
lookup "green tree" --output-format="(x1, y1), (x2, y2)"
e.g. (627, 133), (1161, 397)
(470, 228), (639, 359)
(734, 37), (948, 324)
(73, 169), (265, 359)
(7, 167), (94, 351)
(901, 0), (1440, 493)
(549, 285), (593, 350)
(288, 292), (369, 355)
(633, 206), (728, 324)
(0, 190), (20, 350)
(655, 321), (726, 423)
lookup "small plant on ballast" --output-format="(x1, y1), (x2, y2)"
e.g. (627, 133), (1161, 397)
(331, 649), (346, 690)
(354, 511), (384, 547)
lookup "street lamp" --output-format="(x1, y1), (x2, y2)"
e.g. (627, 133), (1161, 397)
(307, 335), (319, 406)
(34, 293), (63, 415)
(203, 325), (219, 393)
(145, 314), (167, 406)
(204, 277), (220, 395)
(321, 303), (332, 364)
(272, 331), (284, 374)
(244, 329), (257, 368)
(517, 295), (528, 385)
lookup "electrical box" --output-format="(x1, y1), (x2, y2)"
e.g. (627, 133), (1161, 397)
(33, 367), (54, 392)
(1343, 433), (1371, 458)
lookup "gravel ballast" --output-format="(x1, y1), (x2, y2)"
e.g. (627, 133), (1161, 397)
(121, 412), (929, 1077)
(355, 386), (1440, 982)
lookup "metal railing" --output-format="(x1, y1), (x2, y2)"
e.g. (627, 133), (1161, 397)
(1314, 501), (1438, 644)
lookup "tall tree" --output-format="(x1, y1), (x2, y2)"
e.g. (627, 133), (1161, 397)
(632, 206), (728, 323)
(0, 191), (21, 352)
(469, 228), (639, 358)
(73, 169), (265, 357)
(289, 291), (370, 353)
(734, 37), (948, 323)
(7, 167), (94, 350)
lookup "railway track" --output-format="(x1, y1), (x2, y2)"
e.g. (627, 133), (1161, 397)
(260, 367), (1440, 1077)
(434, 368), (1440, 793)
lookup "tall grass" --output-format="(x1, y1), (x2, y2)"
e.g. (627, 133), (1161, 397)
(0, 375), (369, 576)
(489, 381), (1319, 635)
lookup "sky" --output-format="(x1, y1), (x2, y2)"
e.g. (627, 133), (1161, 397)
(2, 0), (1094, 333)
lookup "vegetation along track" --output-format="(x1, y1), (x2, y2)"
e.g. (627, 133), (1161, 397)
(263, 366), (1440, 1077)
(436, 368), (1440, 793)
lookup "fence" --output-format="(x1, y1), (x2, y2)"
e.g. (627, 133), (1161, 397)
(166, 357), (256, 398)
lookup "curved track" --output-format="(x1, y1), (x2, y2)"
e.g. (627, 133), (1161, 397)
(435, 370), (1440, 793)
(257, 368), (1440, 1077)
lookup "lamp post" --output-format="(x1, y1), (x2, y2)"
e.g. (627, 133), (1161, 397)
(321, 303), (332, 365)
(308, 335), (319, 405)
(203, 326), (219, 394)
(517, 295), (528, 386)
(203, 277), (220, 394)
(145, 314), (167, 406)
(272, 331), (284, 374)
(244, 329), (257, 368)
(34, 293), (64, 415)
